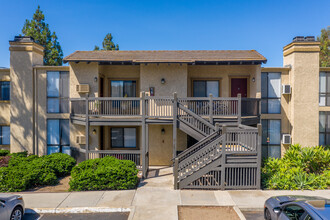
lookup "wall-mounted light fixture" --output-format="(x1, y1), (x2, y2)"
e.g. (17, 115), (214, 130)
(252, 77), (255, 82)
(161, 78), (166, 84)
(94, 76), (98, 82)
(161, 128), (165, 135)
(92, 129), (97, 135)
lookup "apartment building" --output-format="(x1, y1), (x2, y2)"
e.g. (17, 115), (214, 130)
(1, 35), (328, 189)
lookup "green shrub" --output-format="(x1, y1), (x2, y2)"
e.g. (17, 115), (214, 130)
(262, 144), (330, 190)
(0, 150), (10, 156)
(69, 156), (139, 191)
(40, 153), (76, 177)
(9, 151), (28, 158)
(0, 153), (76, 192)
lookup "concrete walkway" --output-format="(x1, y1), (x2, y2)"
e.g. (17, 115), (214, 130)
(16, 167), (330, 220)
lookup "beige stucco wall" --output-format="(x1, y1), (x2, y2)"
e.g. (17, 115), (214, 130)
(283, 43), (320, 147)
(9, 43), (43, 153)
(188, 65), (261, 98)
(148, 124), (187, 166)
(99, 65), (140, 96)
(69, 62), (100, 151)
(140, 63), (188, 97)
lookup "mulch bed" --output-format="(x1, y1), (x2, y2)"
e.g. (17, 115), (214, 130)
(0, 156), (11, 167)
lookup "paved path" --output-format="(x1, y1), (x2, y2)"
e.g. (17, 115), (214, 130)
(16, 167), (330, 220)
(23, 213), (129, 220)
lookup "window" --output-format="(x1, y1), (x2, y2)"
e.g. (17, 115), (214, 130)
(283, 205), (305, 220)
(47, 119), (70, 154)
(319, 72), (330, 106)
(47, 71), (69, 113)
(111, 128), (137, 148)
(262, 119), (281, 158)
(0, 126), (10, 145)
(319, 111), (330, 146)
(193, 80), (219, 97)
(111, 80), (136, 97)
(261, 72), (281, 114)
(0, 81), (10, 101)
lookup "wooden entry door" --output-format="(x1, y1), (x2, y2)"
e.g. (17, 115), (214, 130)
(231, 78), (248, 97)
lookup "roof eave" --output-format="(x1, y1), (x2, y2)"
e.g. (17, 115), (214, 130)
(63, 59), (267, 64)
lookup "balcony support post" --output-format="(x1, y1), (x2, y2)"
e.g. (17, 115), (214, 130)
(209, 94), (213, 124)
(257, 123), (262, 189)
(141, 92), (148, 178)
(220, 124), (227, 190)
(173, 158), (179, 190)
(146, 123), (149, 173)
(85, 94), (89, 160)
(237, 94), (242, 125)
(173, 92), (178, 159)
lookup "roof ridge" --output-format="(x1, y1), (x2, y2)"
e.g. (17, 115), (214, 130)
(73, 49), (262, 52)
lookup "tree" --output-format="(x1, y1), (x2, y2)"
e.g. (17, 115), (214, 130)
(22, 6), (63, 66)
(317, 26), (330, 67)
(94, 33), (119, 51)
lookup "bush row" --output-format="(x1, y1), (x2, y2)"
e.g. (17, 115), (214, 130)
(262, 145), (330, 190)
(69, 156), (139, 191)
(0, 153), (76, 192)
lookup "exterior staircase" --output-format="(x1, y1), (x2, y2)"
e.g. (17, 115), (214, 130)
(173, 102), (261, 190)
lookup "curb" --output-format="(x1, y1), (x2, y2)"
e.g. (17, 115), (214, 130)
(238, 207), (264, 212)
(25, 207), (131, 214)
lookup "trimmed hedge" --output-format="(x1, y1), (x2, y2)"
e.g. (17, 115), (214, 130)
(0, 153), (76, 192)
(69, 156), (139, 191)
(262, 144), (330, 190)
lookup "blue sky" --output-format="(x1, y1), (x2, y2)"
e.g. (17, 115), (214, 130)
(0, 0), (329, 67)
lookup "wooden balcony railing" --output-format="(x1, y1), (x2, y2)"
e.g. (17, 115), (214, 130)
(70, 94), (260, 120)
(88, 150), (141, 169)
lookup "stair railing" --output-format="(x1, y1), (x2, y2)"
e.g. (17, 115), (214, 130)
(177, 103), (216, 136)
(175, 135), (223, 184)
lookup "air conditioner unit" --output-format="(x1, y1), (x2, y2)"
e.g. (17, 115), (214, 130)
(282, 134), (291, 145)
(76, 84), (90, 93)
(282, 84), (291, 95)
(76, 135), (86, 145)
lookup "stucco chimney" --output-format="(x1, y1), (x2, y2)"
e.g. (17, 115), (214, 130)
(283, 36), (320, 147)
(9, 36), (44, 153)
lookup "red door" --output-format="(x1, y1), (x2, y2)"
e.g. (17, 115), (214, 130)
(231, 78), (247, 97)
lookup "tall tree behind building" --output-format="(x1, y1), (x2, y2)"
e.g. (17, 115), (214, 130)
(94, 33), (119, 51)
(22, 5), (63, 66)
(318, 26), (330, 67)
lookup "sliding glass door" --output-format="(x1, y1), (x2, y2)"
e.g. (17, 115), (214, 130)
(193, 80), (219, 97)
(109, 80), (138, 114)
(111, 80), (136, 97)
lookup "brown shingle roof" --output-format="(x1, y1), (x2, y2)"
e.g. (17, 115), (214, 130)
(63, 50), (267, 64)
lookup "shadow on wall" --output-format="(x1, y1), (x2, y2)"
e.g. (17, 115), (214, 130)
(71, 148), (86, 163)
(10, 52), (47, 154)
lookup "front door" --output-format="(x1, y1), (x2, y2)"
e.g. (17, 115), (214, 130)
(231, 78), (247, 97)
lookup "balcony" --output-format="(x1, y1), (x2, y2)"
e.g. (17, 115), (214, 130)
(70, 94), (260, 126)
